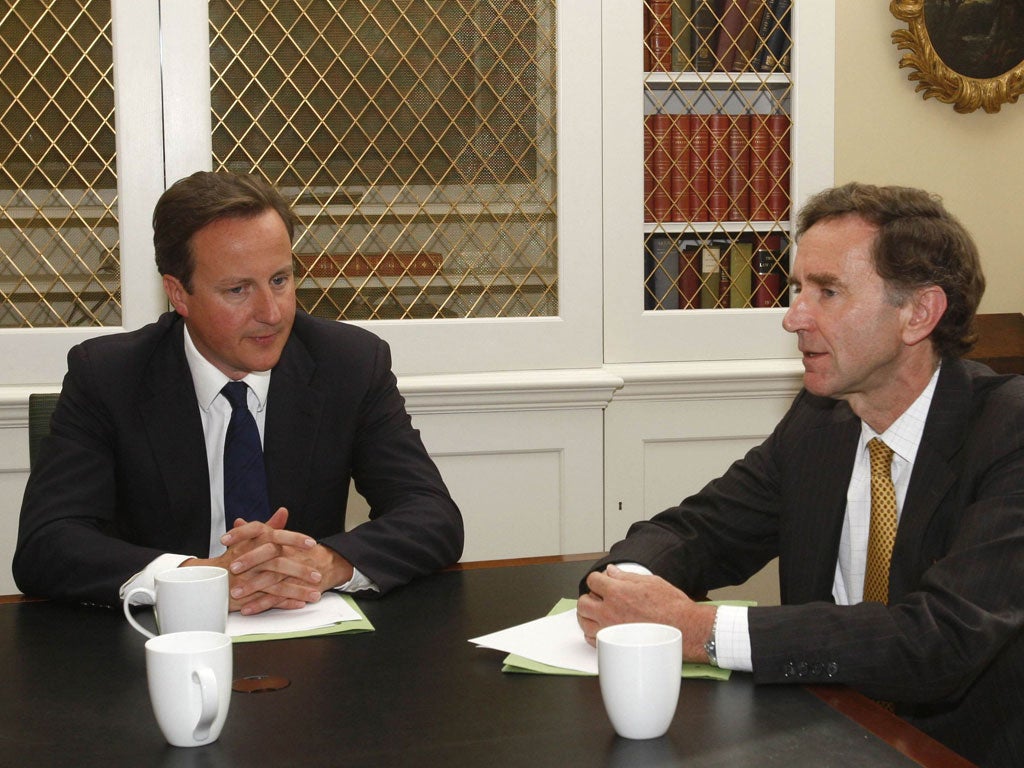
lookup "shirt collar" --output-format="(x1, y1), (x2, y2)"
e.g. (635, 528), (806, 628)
(183, 325), (272, 412)
(859, 364), (941, 464)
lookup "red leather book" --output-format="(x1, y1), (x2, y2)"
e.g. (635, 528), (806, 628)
(677, 240), (702, 309)
(644, 113), (655, 222)
(647, 0), (674, 72)
(715, 0), (751, 71)
(688, 115), (711, 221)
(706, 113), (730, 220)
(647, 112), (673, 221)
(725, 113), (751, 221)
(748, 113), (773, 221)
(670, 113), (693, 222)
(766, 113), (791, 220)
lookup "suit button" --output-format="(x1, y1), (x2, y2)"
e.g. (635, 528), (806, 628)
(810, 663), (824, 677)
(796, 661), (809, 678)
(826, 662), (839, 678)
(783, 662), (796, 678)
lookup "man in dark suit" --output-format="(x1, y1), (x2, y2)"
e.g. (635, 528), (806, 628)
(578, 183), (1022, 767)
(14, 170), (463, 614)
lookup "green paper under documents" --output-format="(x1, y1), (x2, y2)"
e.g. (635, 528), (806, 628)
(472, 598), (754, 681)
(228, 592), (374, 643)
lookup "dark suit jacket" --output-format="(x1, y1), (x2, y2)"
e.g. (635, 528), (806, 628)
(14, 311), (463, 604)
(588, 358), (1023, 767)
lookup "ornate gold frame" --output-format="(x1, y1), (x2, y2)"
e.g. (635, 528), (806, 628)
(890, 0), (1024, 114)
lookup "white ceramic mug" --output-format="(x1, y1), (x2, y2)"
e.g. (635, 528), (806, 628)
(145, 630), (233, 747)
(123, 566), (229, 639)
(597, 622), (682, 740)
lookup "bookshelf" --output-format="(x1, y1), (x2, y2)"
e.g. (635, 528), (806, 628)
(643, 0), (793, 313)
(603, 0), (835, 364)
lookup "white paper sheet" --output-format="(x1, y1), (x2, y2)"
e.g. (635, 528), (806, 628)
(469, 607), (598, 674)
(226, 591), (363, 638)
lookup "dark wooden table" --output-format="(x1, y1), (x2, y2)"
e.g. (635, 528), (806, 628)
(0, 557), (973, 767)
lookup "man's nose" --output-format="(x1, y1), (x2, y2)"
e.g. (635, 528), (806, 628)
(782, 292), (807, 334)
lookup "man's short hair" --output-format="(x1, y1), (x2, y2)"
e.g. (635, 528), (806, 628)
(153, 170), (299, 291)
(796, 182), (986, 358)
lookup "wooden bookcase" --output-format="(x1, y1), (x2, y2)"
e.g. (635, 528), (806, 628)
(602, 0), (835, 364)
(643, 0), (794, 313)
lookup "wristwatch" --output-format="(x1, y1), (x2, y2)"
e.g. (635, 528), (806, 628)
(704, 610), (719, 667)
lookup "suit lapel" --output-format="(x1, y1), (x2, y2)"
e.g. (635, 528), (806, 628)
(891, 360), (970, 592)
(263, 332), (325, 518)
(783, 399), (860, 603)
(138, 317), (213, 554)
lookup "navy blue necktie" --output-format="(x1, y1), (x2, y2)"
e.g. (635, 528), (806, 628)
(221, 381), (271, 523)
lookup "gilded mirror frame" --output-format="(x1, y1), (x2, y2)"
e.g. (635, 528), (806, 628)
(890, 0), (1024, 114)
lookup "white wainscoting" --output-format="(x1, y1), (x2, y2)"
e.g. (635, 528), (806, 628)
(0, 363), (803, 599)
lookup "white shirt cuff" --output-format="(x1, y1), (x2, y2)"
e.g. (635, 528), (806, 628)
(612, 562), (653, 576)
(335, 566), (379, 594)
(119, 553), (193, 604)
(714, 605), (753, 672)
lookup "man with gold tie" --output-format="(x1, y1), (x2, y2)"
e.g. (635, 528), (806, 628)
(578, 183), (1022, 767)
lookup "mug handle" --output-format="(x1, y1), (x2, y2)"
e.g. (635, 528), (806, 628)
(191, 667), (220, 741)
(122, 587), (157, 639)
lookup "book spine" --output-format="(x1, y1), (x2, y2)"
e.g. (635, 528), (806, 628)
(732, 0), (767, 71)
(766, 113), (791, 221)
(643, 4), (651, 71)
(646, 112), (673, 221)
(689, 115), (710, 221)
(677, 239), (702, 309)
(698, 241), (721, 309)
(753, 0), (783, 72)
(644, 234), (657, 310)
(648, 0), (674, 72)
(716, 242), (731, 308)
(670, 113), (691, 222)
(706, 113), (730, 221)
(692, 0), (717, 72)
(648, 233), (678, 310)
(758, 0), (791, 73)
(644, 113), (655, 223)
(671, 0), (695, 72)
(752, 233), (784, 307)
(728, 239), (754, 308)
(748, 113), (772, 221)
(725, 113), (751, 222)
(715, 0), (750, 72)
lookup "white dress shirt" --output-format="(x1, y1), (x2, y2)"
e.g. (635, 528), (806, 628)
(121, 326), (374, 603)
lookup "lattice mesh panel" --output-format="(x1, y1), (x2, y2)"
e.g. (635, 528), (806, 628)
(0, 0), (119, 328)
(643, 0), (792, 311)
(209, 0), (558, 321)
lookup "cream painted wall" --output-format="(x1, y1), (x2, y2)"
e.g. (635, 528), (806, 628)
(834, 1), (1024, 313)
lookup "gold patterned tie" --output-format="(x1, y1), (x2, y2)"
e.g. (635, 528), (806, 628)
(863, 438), (897, 604)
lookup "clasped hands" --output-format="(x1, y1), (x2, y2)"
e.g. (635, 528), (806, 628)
(576, 564), (718, 664)
(185, 508), (352, 615)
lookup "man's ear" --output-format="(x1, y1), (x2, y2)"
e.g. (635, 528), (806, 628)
(163, 274), (190, 317)
(903, 285), (947, 347)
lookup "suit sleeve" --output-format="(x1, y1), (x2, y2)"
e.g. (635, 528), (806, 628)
(317, 338), (464, 594)
(13, 346), (168, 605)
(581, 394), (801, 597)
